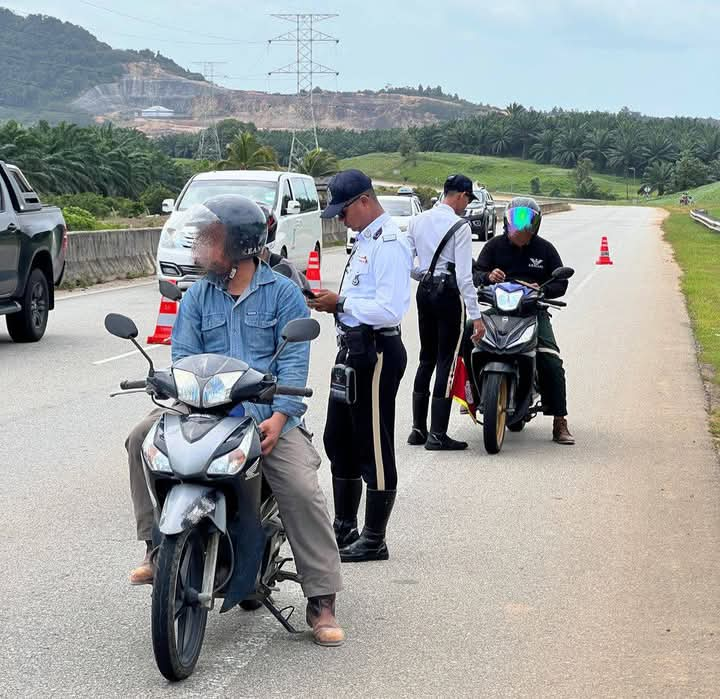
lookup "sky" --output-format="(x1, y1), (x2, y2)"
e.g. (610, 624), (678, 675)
(7, 0), (719, 118)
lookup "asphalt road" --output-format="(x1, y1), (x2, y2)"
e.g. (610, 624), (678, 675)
(0, 205), (718, 697)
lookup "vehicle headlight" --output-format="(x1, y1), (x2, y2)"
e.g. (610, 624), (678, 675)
(174, 369), (201, 407)
(159, 226), (180, 249)
(142, 424), (172, 473)
(495, 288), (524, 312)
(202, 371), (244, 408)
(508, 324), (536, 348)
(207, 429), (254, 476)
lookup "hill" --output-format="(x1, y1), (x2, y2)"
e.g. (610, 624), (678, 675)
(0, 8), (204, 115)
(340, 152), (630, 200)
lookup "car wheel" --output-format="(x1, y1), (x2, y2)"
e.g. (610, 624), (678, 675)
(6, 268), (50, 343)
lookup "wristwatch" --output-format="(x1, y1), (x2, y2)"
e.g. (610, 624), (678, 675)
(335, 296), (346, 315)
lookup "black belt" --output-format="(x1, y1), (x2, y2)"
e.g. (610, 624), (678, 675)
(336, 325), (400, 347)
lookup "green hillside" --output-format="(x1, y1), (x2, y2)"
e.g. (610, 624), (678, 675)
(339, 151), (630, 200)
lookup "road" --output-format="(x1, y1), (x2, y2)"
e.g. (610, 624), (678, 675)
(0, 205), (718, 697)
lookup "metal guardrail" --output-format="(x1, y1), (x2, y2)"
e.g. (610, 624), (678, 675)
(690, 209), (720, 232)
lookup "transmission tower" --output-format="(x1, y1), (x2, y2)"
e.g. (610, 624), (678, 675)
(268, 14), (339, 170)
(193, 61), (226, 161)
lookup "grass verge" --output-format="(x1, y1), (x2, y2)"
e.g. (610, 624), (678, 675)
(662, 206), (720, 441)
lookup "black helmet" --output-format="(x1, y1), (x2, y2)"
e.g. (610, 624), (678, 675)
(179, 195), (268, 268)
(503, 196), (542, 237)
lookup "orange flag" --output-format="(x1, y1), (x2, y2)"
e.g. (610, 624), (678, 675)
(451, 356), (478, 422)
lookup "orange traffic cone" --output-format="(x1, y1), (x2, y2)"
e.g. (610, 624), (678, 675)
(306, 249), (322, 292)
(595, 236), (614, 265)
(147, 296), (179, 345)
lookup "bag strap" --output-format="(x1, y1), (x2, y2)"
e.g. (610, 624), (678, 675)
(427, 219), (467, 278)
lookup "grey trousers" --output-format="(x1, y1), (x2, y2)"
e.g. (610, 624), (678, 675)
(125, 410), (342, 598)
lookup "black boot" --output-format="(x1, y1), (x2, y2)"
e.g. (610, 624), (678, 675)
(407, 392), (430, 445)
(332, 477), (362, 548)
(340, 489), (396, 563)
(425, 397), (468, 451)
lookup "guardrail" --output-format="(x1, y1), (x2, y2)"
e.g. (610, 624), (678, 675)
(690, 209), (720, 232)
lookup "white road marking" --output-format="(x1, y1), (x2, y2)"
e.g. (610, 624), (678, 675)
(567, 269), (597, 300)
(93, 344), (166, 365)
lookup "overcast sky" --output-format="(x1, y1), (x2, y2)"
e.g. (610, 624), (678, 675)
(7, 0), (719, 118)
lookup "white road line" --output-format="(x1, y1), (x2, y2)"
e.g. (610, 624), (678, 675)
(93, 344), (166, 365)
(568, 269), (597, 300)
(57, 280), (156, 302)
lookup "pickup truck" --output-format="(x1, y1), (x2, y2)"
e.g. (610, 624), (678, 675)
(0, 162), (67, 342)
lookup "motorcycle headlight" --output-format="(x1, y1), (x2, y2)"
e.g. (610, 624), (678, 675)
(508, 324), (537, 348)
(202, 371), (244, 408)
(207, 429), (254, 476)
(142, 424), (172, 473)
(495, 288), (524, 312)
(174, 369), (201, 407)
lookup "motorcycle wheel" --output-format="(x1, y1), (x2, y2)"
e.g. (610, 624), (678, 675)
(151, 529), (209, 681)
(482, 373), (508, 454)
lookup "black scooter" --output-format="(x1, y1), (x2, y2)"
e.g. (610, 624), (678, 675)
(106, 284), (319, 681)
(470, 266), (574, 454)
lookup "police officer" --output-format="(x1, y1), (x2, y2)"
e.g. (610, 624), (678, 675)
(308, 169), (412, 563)
(407, 174), (486, 450)
(470, 196), (575, 445)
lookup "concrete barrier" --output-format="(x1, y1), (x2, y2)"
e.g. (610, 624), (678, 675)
(64, 227), (161, 287)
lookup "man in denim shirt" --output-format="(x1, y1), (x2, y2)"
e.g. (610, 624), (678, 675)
(125, 196), (344, 646)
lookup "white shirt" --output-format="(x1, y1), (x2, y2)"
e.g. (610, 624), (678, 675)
(338, 212), (412, 329)
(407, 203), (481, 320)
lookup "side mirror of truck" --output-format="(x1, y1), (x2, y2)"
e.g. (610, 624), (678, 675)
(161, 198), (175, 214)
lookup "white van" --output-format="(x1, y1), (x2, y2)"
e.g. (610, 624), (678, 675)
(157, 170), (323, 287)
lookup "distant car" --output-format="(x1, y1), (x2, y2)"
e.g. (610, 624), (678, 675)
(346, 194), (422, 253)
(462, 188), (497, 241)
(157, 170), (322, 288)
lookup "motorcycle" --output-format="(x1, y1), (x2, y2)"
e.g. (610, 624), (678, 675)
(469, 266), (574, 454)
(105, 282), (319, 681)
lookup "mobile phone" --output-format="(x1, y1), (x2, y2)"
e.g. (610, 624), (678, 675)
(302, 288), (317, 299)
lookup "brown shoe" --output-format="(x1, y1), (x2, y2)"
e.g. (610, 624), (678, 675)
(306, 594), (345, 647)
(553, 417), (575, 445)
(129, 551), (155, 586)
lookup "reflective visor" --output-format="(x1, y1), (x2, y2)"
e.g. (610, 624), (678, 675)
(506, 206), (538, 233)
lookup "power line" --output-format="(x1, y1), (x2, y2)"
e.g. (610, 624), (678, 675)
(193, 62), (226, 161)
(268, 13), (339, 171)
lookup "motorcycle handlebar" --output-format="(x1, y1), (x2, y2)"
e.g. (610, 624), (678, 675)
(120, 379), (147, 390)
(544, 299), (567, 307)
(276, 385), (313, 398)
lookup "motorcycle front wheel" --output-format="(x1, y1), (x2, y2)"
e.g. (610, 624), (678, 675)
(151, 528), (209, 681)
(482, 373), (508, 454)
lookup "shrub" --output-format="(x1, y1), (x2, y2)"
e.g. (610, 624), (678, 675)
(530, 177), (541, 195)
(63, 206), (98, 231)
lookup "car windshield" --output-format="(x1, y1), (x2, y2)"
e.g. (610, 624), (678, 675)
(380, 198), (413, 216)
(177, 180), (277, 211)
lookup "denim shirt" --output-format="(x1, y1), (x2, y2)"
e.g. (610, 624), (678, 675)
(171, 261), (310, 434)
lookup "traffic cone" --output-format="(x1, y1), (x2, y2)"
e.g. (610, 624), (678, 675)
(306, 249), (322, 292)
(595, 236), (614, 265)
(147, 296), (179, 345)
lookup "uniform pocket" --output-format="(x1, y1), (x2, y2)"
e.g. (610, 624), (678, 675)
(244, 311), (278, 354)
(201, 313), (228, 354)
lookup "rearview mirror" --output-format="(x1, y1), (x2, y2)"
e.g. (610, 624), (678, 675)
(286, 200), (302, 215)
(551, 266), (575, 280)
(104, 313), (139, 340)
(282, 318), (320, 343)
(159, 280), (183, 302)
(161, 198), (175, 214)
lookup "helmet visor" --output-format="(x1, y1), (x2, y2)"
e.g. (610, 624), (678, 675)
(506, 206), (539, 234)
(171, 204), (227, 272)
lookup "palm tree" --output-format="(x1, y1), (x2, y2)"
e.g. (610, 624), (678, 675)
(644, 129), (677, 165)
(582, 128), (613, 171)
(218, 132), (279, 171)
(607, 125), (647, 174)
(489, 120), (513, 156)
(642, 161), (674, 196)
(296, 148), (339, 177)
(510, 110), (541, 159)
(695, 129), (720, 163)
(553, 126), (586, 168)
(530, 130), (555, 164)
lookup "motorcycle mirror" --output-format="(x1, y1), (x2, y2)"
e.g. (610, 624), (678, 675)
(159, 280), (183, 302)
(282, 318), (321, 343)
(551, 266), (575, 280)
(104, 313), (139, 340)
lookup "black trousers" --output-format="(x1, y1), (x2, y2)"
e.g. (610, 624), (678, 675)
(412, 284), (466, 399)
(323, 334), (407, 491)
(461, 311), (568, 416)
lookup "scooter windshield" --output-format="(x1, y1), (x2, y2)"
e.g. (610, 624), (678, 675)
(173, 354), (249, 409)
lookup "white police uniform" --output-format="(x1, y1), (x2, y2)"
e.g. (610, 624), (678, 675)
(324, 211), (412, 493)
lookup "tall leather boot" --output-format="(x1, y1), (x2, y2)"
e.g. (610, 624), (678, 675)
(425, 397), (468, 451)
(339, 489), (396, 563)
(407, 391), (430, 445)
(332, 477), (362, 548)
